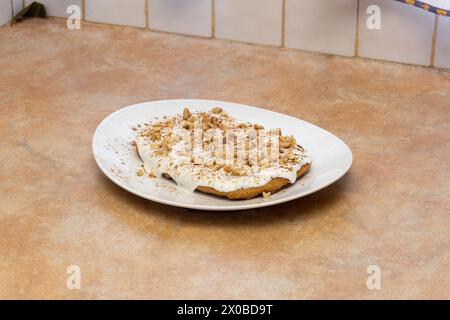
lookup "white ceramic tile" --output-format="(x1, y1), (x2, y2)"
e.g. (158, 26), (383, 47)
(285, 0), (357, 57)
(148, 0), (211, 37)
(215, 0), (282, 46)
(0, 0), (11, 26)
(359, 0), (435, 66)
(425, 0), (450, 10)
(86, 0), (146, 28)
(12, 0), (23, 16)
(434, 16), (450, 69)
(25, 0), (82, 17)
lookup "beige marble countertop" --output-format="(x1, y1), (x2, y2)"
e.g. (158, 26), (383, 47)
(1, 19), (449, 299)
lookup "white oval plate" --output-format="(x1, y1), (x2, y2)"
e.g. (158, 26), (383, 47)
(92, 100), (352, 211)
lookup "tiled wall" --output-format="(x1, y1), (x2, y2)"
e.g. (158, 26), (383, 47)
(435, 16), (450, 68)
(358, 0), (435, 66)
(0, 0), (12, 27)
(148, 0), (211, 37)
(215, 0), (283, 46)
(1, 0), (449, 69)
(85, 0), (146, 28)
(11, 0), (22, 16)
(285, 0), (357, 57)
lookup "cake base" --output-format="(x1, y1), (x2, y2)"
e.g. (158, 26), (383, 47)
(195, 163), (311, 200)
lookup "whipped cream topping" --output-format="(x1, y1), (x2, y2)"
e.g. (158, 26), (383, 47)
(135, 108), (311, 194)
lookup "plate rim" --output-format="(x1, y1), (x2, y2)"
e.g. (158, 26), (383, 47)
(92, 99), (353, 211)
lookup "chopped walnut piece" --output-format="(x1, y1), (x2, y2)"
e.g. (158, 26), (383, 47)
(262, 192), (271, 199)
(209, 115), (222, 128)
(254, 124), (264, 130)
(219, 122), (228, 131)
(183, 107), (192, 120)
(223, 165), (245, 176)
(136, 167), (145, 176)
(280, 135), (296, 149)
(142, 128), (161, 141)
(237, 123), (250, 129)
(156, 135), (172, 156)
(211, 107), (222, 114)
(201, 114), (212, 130)
(182, 121), (194, 129)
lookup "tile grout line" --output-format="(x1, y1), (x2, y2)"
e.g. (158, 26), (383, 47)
(430, 14), (438, 67)
(354, 0), (360, 57)
(211, 0), (215, 38)
(145, 0), (149, 29)
(281, 0), (285, 47)
(82, 0), (86, 20)
(10, 0), (14, 22)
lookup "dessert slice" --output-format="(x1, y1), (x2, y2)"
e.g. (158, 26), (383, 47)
(135, 107), (311, 200)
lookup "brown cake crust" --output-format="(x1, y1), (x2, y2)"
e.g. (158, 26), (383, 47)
(195, 163), (311, 200)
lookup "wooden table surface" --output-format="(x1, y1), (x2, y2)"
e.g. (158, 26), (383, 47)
(1, 19), (449, 299)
